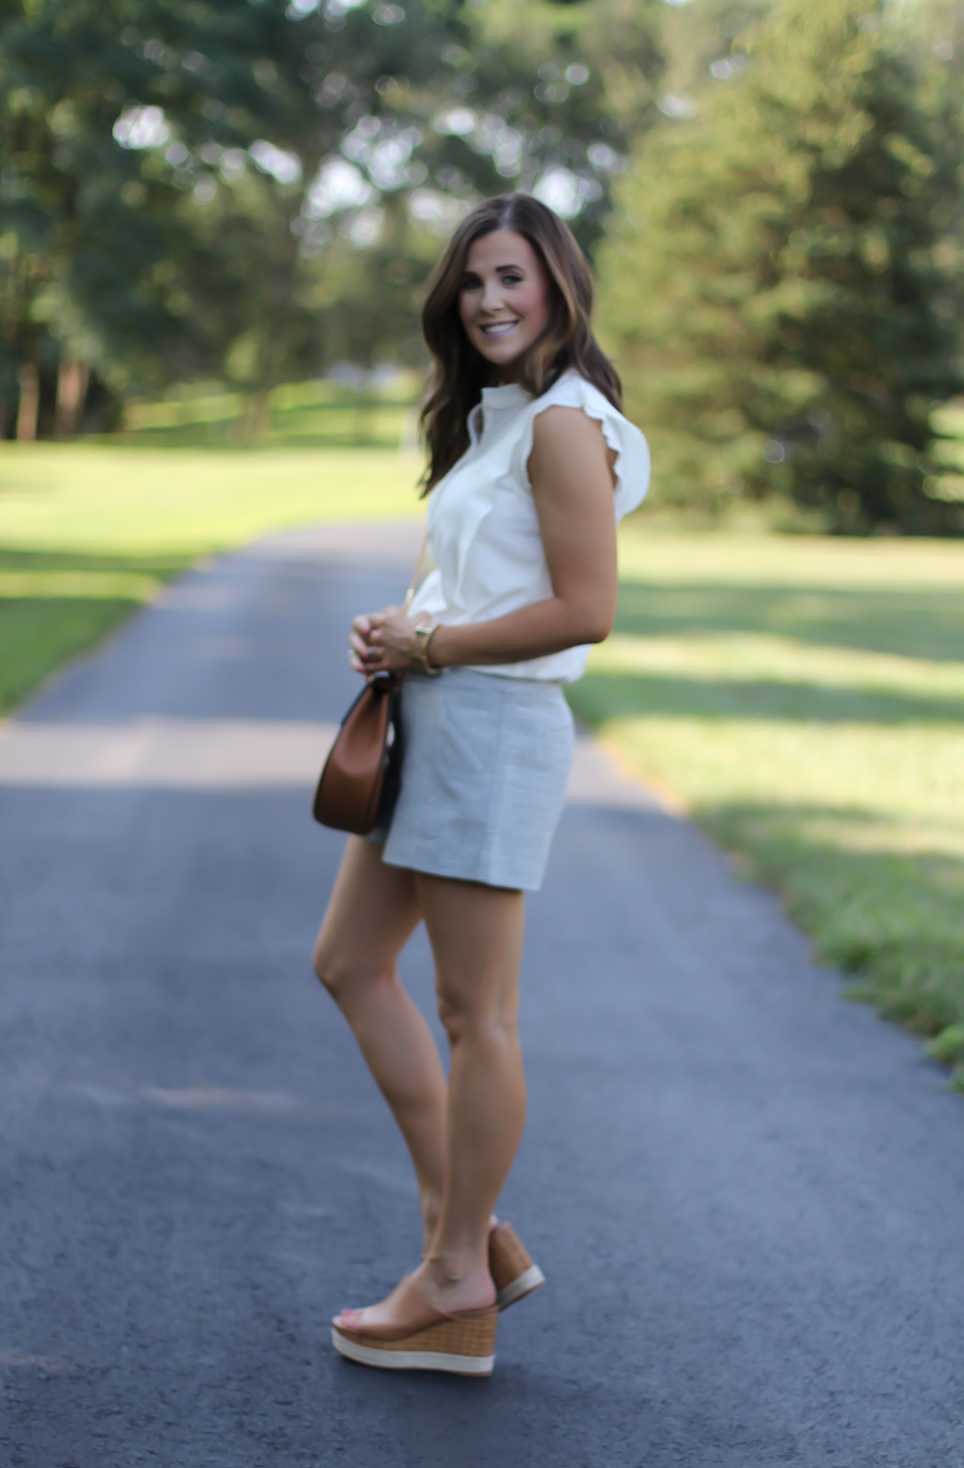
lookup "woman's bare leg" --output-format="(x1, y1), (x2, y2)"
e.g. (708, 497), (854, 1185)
(421, 874), (527, 1303)
(313, 837), (448, 1248)
(335, 874), (526, 1332)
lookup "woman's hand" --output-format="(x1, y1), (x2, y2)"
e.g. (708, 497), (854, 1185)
(348, 606), (430, 674)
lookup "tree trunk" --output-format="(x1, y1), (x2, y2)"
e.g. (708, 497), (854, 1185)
(16, 362), (39, 442)
(249, 384), (272, 440)
(56, 361), (90, 439)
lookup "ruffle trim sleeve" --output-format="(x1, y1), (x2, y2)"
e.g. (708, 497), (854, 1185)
(518, 371), (650, 521)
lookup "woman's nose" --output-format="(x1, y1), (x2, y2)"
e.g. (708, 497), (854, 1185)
(480, 280), (504, 313)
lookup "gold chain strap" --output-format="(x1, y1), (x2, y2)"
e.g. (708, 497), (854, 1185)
(401, 528), (430, 615)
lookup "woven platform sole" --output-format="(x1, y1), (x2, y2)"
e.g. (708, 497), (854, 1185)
(331, 1309), (497, 1377)
(495, 1262), (546, 1311)
(489, 1223), (546, 1311)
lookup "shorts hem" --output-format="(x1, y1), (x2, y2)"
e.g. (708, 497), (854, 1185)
(380, 850), (537, 893)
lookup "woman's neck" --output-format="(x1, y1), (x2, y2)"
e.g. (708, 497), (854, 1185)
(492, 361), (524, 387)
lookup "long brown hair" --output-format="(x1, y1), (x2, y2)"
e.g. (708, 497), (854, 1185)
(418, 193), (621, 492)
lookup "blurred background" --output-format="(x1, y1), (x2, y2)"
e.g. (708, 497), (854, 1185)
(1, 0), (963, 1075)
(2, 0), (963, 535)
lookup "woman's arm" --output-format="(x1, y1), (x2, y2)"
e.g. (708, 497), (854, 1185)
(353, 406), (618, 673)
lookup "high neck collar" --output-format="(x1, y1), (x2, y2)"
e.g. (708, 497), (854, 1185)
(480, 382), (532, 411)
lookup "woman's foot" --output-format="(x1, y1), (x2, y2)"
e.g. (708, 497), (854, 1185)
(334, 1258), (495, 1341)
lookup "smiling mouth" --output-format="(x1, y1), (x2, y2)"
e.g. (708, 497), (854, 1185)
(480, 320), (519, 337)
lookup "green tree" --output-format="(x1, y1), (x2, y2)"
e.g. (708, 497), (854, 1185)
(597, 0), (964, 534)
(0, 0), (297, 433)
(134, 0), (668, 423)
(0, 0), (669, 435)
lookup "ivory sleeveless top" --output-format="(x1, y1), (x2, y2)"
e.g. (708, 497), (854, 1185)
(408, 369), (651, 683)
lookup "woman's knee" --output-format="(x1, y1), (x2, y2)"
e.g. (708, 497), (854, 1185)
(311, 935), (342, 996)
(436, 982), (517, 1047)
(313, 937), (388, 1004)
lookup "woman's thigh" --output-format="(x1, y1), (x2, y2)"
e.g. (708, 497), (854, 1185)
(313, 836), (422, 995)
(415, 873), (525, 1029)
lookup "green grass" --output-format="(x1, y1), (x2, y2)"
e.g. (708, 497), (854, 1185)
(568, 524), (964, 1086)
(119, 377), (420, 451)
(0, 547), (192, 715)
(0, 438), (424, 709)
(0, 442), (424, 556)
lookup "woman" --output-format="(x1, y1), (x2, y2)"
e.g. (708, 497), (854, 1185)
(313, 193), (649, 1375)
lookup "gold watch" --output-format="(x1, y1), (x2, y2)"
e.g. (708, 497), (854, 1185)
(411, 621), (441, 676)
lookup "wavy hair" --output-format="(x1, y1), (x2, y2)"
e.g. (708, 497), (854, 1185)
(418, 193), (621, 492)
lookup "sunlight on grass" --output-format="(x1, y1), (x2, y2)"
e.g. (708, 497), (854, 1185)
(0, 444), (425, 556)
(568, 522), (964, 1074)
(617, 523), (964, 588)
(0, 569), (162, 600)
(594, 632), (964, 703)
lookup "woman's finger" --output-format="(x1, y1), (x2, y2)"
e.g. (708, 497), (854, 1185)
(368, 605), (400, 627)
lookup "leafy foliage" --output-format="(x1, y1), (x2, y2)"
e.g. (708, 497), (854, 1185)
(597, 0), (964, 533)
(0, 0), (663, 433)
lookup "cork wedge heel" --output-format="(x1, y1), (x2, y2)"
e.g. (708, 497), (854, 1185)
(489, 1223), (546, 1311)
(331, 1307), (498, 1376)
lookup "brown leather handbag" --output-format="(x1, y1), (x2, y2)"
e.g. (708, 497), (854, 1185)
(312, 670), (402, 835)
(311, 535), (427, 836)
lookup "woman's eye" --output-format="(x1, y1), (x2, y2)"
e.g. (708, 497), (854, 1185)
(501, 273), (522, 285)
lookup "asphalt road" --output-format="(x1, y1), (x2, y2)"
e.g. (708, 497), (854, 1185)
(1, 523), (962, 1468)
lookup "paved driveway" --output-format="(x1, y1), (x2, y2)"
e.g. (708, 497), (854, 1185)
(1, 524), (962, 1467)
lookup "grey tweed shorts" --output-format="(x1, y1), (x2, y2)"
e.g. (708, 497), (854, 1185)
(368, 666), (574, 892)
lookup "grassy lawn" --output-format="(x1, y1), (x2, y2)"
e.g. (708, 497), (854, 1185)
(0, 436), (424, 712)
(118, 376), (419, 451)
(568, 526), (964, 1086)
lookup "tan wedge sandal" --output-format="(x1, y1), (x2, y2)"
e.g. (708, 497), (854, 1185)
(332, 1306), (498, 1376)
(489, 1223), (546, 1311)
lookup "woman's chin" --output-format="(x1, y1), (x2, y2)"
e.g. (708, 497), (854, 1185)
(475, 340), (529, 371)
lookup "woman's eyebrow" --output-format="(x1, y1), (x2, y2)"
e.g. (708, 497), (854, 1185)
(460, 262), (525, 280)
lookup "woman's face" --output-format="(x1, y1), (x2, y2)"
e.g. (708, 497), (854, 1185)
(458, 229), (553, 380)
